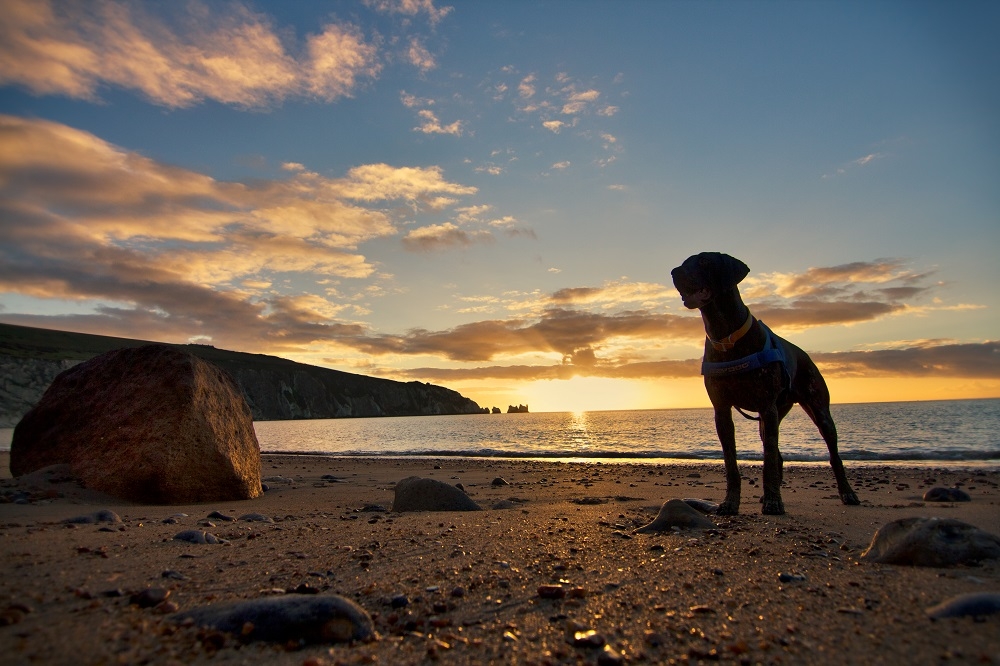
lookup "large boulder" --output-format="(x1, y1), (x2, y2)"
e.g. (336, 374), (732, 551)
(10, 345), (262, 504)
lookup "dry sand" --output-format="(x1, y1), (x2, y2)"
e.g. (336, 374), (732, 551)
(1, 452), (998, 665)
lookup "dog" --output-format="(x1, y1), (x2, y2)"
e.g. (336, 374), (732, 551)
(671, 252), (859, 515)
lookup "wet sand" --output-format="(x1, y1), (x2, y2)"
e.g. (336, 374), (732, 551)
(1, 452), (998, 664)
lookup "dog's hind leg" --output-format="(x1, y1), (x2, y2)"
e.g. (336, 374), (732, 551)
(801, 401), (860, 505)
(759, 405), (785, 515)
(714, 406), (741, 515)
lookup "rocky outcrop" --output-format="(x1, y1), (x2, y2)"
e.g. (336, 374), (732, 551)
(0, 323), (485, 426)
(11, 345), (262, 504)
(507, 404), (529, 413)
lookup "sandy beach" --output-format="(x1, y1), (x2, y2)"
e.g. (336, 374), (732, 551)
(1, 452), (998, 665)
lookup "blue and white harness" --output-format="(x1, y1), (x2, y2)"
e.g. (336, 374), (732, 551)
(701, 319), (786, 377)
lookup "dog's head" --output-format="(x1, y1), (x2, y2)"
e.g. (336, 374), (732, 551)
(671, 252), (750, 309)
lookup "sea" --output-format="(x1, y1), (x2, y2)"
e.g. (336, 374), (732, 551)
(2, 398), (998, 470)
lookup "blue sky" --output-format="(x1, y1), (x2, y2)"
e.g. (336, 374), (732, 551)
(1, 0), (998, 411)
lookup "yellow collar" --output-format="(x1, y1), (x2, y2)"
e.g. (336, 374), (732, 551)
(707, 312), (753, 352)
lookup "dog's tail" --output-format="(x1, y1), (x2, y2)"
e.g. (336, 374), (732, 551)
(735, 406), (759, 421)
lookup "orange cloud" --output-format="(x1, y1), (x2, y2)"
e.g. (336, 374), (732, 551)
(0, 0), (380, 108)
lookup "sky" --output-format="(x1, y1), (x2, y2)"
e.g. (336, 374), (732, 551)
(0, 0), (998, 413)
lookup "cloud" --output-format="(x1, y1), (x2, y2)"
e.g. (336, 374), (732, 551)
(365, 0), (453, 25)
(401, 223), (493, 251)
(414, 108), (464, 135)
(407, 37), (436, 71)
(392, 340), (1000, 383)
(0, 115), (482, 348)
(813, 341), (1000, 378)
(0, 0), (381, 108)
(355, 308), (701, 362)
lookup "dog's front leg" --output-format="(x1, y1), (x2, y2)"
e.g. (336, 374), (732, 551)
(759, 406), (785, 515)
(714, 406), (741, 515)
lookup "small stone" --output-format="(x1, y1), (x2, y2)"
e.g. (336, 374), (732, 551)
(207, 510), (236, 521)
(778, 573), (807, 583)
(171, 594), (373, 644)
(538, 584), (566, 600)
(131, 587), (170, 608)
(598, 644), (624, 665)
(358, 505), (388, 513)
(238, 513), (274, 523)
(162, 570), (189, 581)
(491, 477), (510, 487)
(572, 628), (606, 649)
(263, 476), (293, 485)
(62, 509), (122, 525)
(173, 529), (227, 545)
(390, 594), (409, 609)
(450, 587), (466, 598)
(926, 592), (1000, 619)
(922, 487), (972, 502)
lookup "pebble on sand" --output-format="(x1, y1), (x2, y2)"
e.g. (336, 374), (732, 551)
(171, 594), (374, 644)
(926, 592), (1000, 619)
(635, 498), (717, 533)
(62, 509), (122, 524)
(860, 516), (1000, 567)
(392, 476), (482, 512)
(922, 487), (972, 502)
(173, 529), (228, 545)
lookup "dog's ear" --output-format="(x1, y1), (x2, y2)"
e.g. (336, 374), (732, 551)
(698, 252), (749, 291)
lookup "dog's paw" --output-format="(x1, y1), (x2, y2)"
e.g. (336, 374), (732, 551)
(717, 500), (740, 516)
(761, 498), (785, 515)
(840, 491), (861, 506)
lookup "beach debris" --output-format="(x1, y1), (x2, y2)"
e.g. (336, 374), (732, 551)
(392, 476), (482, 512)
(926, 592), (1000, 619)
(635, 498), (717, 533)
(681, 498), (720, 514)
(172, 594), (374, 644)
(238, 512), (274, 523)
(922, 487), (972, 502)
(491, 477), (510, 486)
(62, 509), (122, 524)
(173, 529), (228, 545)
(860, 517), (1000, 566)
(9, 345), (262, 504)
(206, 510), (236, 522)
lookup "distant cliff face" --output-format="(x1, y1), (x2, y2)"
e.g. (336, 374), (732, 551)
(1, 356), (82, 427)
(0, 324), (486, 427)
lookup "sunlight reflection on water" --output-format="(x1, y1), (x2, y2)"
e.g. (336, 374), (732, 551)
(1, 399), (996, 468)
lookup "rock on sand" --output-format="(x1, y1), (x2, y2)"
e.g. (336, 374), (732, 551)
(392, 476), (482, 512)
(860, 516), (1000, 567)
(172, 594), (374, 644)
(10, 345), (261, 504)
(635, 498), (717, 533)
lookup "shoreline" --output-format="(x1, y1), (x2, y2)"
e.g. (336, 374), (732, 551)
(1, 453), (998, 664)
